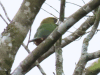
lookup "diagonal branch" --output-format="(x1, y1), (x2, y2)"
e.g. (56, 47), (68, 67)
(73, 5), (100, 75)
(0, 14), (8, 25)
(26, 15), (95, 73)
(22, 43), (46, 75)
(11, 0), (100, 75)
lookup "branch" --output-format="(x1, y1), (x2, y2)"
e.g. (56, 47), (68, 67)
(55, 0), (65, 75)
(61, 16), (95, 48)
(20, 1), (97, 73)
(35, 61), (46, 75)
(87, 50), (100, 60)
(0, 1), (11, 22)
(41, 8), (58, 18)
(22, 43), (46, 75)
(81, 0), (85, 4)
(45, 3), (59, 13)
(66, 1), (82, 7)
(22, 43), (30, 53)
(26, 29), (31, 47)
(0, 0), (45, 75)
(25, 14), (95, 73)
(11, 0), (100, 74)
(0, 14), (8, 25)
(73, 5), (100, 75)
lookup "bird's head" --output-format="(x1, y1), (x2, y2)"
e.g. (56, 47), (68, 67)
(40, 17), (57, 25)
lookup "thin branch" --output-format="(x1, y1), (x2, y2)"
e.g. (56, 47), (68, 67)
(35, 61), (46, 75)
(59, 0), (82, 7)
(66, 1), (82, 7)
(87, 50), (100, 60)
(81, 0), (85, 4)
(45, 3), (59, 13)
(53, 72), (56, 75)
(66, 1), (94, 19)
(0, 1), (11, 22)
(41, 8), (58, 18)
(26, 29), (31, 47)
(0, 14), (8, 25)
(22, 43), (30, 53)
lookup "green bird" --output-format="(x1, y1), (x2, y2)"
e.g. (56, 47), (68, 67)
(30, 17), (58, 46)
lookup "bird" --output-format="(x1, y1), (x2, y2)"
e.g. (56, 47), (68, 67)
(29, 17), (58, 46)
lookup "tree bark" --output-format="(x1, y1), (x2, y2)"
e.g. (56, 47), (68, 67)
(0, 0), (45, 75)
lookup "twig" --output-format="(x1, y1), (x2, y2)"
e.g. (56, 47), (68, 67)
(81, 0), (85, 4)
(66, 1), (82, 7)
(0, 14), (8, 25)
(53, 72), (55, 75)
(0, 1), (11, 22)
(41, 8), (58, 18)
(26, 29), (31, 47)
(59, 0), (82, 7)
(35, 61), (46, 75)
(22, 43), (30, 53)
(45, 3), (59, 13)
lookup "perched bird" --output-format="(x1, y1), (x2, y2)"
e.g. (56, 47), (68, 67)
(29, 17), (58, 46)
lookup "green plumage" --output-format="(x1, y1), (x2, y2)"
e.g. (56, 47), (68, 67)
(34, 23), (57, 39)
(30, 17), (57, 46)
